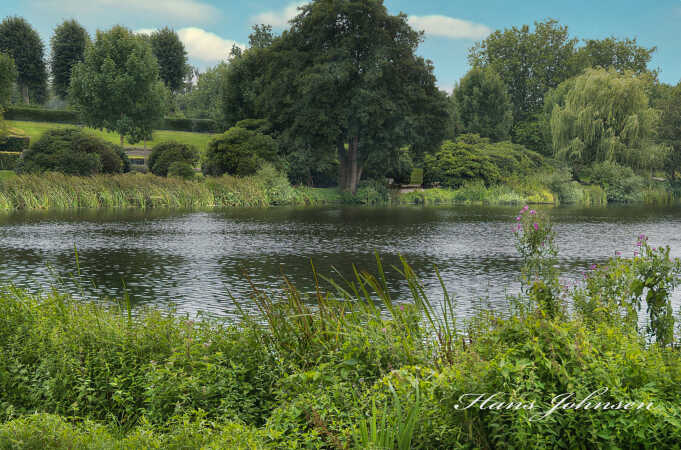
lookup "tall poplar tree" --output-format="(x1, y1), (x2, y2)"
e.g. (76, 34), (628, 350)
(0, 16), (47, 104)
(50, 20), (89, 100)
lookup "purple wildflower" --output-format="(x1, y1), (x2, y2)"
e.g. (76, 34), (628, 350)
(590, 264), (597, 270)
(533, 223), (539, 231)
(529, 210), (536, 215)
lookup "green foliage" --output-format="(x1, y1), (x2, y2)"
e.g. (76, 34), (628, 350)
(469, 19), (581, 122)
(578, 160), (645, 202)
(0, 16), (48, 104)
(409, 168), (423, 186)
(148, 141), (199, 177)
(452, 66), (513, 141)
(0, 134), (29, 151)
(0, 151), (20, 170)
(150, 27), (188, 93)
(3, 106), (79, 123)
(167, 161), (195, 180)
(550, 68), (666, 171)
(247, 0), (449, 193)
(577, 36), (655, 75)
(50, 20), (89, 100)
(20, 128), (125, 176)
(0, 52), (16, 107)
(424, 134), (544, 188)
(655, 82), (681, 180)
(177, 63), (228, 122)
(69, 25), (168, 144)
(161, 117), (217, 133)
(203, 126), (278, 177)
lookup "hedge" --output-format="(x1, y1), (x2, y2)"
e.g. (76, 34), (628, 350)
(4, 107), (219, 133)
(3, 106), (80, 124)
(0, 135), (30, 152)
(0, 151), (21, 170)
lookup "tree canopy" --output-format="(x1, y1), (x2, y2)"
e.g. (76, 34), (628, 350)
(0, 16), (48, 104)
(50, 20), (90, 100)
(149, 27), (188, 93)
(577, 37), (655, 76)
(244, 0), (449, 192)
(452, 67), (513, 141)
(69, 26), (167, 145)
(0, 52), (16, 108)
(549, 68), (666, 171)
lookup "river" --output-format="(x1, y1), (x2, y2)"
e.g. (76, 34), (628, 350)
(1, 205), (680, 319)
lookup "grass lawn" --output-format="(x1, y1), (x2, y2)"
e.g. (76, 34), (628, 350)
(7, 120), (217, 154)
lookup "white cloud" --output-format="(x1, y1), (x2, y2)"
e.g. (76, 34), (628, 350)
(33, 0), (220, 24)
(137, 27), (246, 65)
(408, 15), (491, 40)
(252, 2), (307, 28)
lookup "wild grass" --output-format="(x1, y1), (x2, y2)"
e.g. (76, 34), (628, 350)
(393, 183), (550, 206)
(0, 172), (341, 211)
(7, 120), (216, 155)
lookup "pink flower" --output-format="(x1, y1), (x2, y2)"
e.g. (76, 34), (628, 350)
(533, 223), (539, 231)
(516, 216), (521, 221)
(590, 264), (597, 270)
(521, 205), (529, 212)
(399, 305), (405, 311)
(381, 327), (387, 333)
(636, 242), (641, 247)
(615, 251), (622, 256)
(634, 251), (639, 257)
(529, 210), (536, 215)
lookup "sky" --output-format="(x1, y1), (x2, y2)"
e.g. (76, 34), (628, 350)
(1, 0), (680, 92)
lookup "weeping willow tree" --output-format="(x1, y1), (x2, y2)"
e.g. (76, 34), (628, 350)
(549, 68), (667, 171)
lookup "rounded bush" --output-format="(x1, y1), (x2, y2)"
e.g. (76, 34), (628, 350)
(202, 126), (278, 177)
(20, 128), (125, 176)
(148, 141), (199, 177)
(167, 161), (195, 179)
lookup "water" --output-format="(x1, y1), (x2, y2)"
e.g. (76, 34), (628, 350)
(1, 205), (680, 319)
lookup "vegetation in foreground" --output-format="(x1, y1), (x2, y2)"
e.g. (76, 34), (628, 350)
(0, 210), (680, 448)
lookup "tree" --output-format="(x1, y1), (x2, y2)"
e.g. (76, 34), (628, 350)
(202, 126), (278, 176)
(50, 20), (89, 100)
(452, 67), (513, 141)
(176, 63), (227, 120)
(249, 24), (274, 49)
(655, 82), (681, 180)
(0, 52), (16, 107)
(550, 68), (666, 171)
(0, 16), (48, 104)
(69, 26), (167, 145)
(577, 37), (655, 75)
(469, 19), (580, 123)
(250, 0), (449, 193)
(150, 27), (188, 93)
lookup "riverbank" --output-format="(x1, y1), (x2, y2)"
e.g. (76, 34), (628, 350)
(0, 228), (680, 448)
(0, 171), (676, 211)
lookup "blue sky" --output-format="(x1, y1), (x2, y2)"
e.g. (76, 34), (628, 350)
(2, 0), (680, 91)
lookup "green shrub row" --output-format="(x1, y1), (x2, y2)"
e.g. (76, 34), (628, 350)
(4, 107), (219, 133)
(0, 135), (30, 152)
(0, 152), (20, 170)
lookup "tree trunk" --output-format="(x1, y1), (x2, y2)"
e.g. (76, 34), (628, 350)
(21, 85), (29, 104)
(338, 136), (362, 194)
(120, 134), (124, 146)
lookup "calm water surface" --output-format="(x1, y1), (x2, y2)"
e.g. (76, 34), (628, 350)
(1, 205), (680, 319)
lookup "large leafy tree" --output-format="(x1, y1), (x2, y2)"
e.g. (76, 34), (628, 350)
(69, 26), (167, 145)
(469, 19), (580, 123)
(0, 16), (48, 104)
(576, 37), (655, 76)
(549, 68), (666, 171)
(149, 27), (188, 93)
(50, 20), (90, 100)
(0, 52), (16, 108)
(250, 0), (449, 193)
(452, 67), (513, 141)
(177, 62), (228, 121)
(654, 82), (681, 180)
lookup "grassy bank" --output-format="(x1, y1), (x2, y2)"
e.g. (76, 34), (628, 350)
(0, 172), (341, 210)
(7, 120), (216, 154)
(0, 212), (680, 448)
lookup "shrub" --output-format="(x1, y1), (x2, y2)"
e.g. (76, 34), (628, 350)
(578, 161), (645, 202)
(2, 106), (80, 123)
(160, 117), (218, 133)
(409, 168), (423, 186)
(0, 151), (20, 170)
(148, 141), (199, 177)
(0, 134), (29, 152)
(19, 128), (125, 176)
(167, 161), (195, 179)
(203, 126), (278, 177)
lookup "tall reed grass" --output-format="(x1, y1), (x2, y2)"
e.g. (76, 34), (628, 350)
(0, 172), (335, 211)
